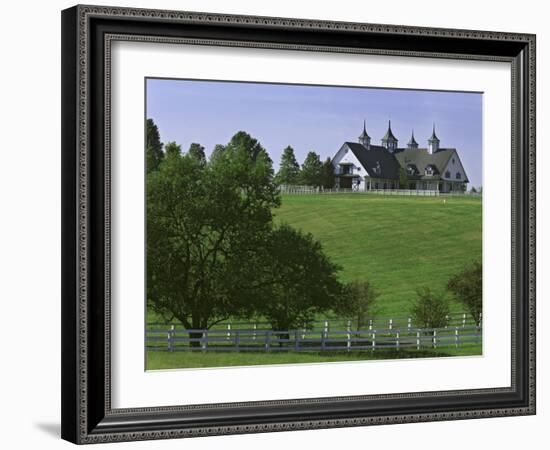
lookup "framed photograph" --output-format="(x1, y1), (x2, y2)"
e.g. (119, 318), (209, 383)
(61, 4), (536, 444)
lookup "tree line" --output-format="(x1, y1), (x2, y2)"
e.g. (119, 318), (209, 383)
(146, 118), (482, 345)
(275, 146), (335, 188)
(146, 119), (374, 345)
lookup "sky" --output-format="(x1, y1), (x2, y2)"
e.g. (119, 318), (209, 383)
(146, 78), (483, 188)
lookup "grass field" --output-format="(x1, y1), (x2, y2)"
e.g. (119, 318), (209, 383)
(146, 193), (482, 369)
(147, 344), (482, 369)
(274, 194), (482, 317)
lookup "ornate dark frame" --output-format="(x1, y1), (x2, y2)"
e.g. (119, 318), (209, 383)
(61, 4), (536, 444)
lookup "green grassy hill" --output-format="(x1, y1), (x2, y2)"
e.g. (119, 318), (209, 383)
(274, 194), (482, 317)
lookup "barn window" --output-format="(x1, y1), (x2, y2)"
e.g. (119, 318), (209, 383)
(456, 172), (461, 179)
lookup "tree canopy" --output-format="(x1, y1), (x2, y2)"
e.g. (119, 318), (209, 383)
(187, 142), (207, 166)
(410, 287), (450, 329)
(164, 141), (182, 158)
(147, 132), (280, 334)
(335, 280), (379, 331)
(320, 157), (336, 189)
(275, 146), (301, 185)
(146, 118), (163, 173)
(446, 261), (482, 322)
(300, 151), (323, 186)
(251, 224), (343, 332)
(147, 128), (360, 339)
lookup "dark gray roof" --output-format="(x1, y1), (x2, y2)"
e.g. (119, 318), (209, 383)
(344, 142), (401, 180)
(394, 148), (468, 181)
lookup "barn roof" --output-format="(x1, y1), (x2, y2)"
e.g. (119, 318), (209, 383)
(343, 142), (401, 180)
(394, 148), (461, 179)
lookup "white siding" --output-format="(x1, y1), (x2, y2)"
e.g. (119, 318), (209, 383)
(331, 143), (367, 175)
(441, 151), (468, 187)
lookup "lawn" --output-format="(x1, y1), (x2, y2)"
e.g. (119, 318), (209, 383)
(146, 193), (482, 369)
(274, 194), (482, 317)
(147, 344), (482, 369)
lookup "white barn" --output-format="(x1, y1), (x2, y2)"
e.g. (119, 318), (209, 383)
(332, 121), (469, 192)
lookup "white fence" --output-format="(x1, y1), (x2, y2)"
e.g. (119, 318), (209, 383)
(146, 325), (481, 352)
(278, 184), (480, 197)
(147, 313), (482, 335)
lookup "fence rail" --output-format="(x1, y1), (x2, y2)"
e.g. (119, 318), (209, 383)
(146, 325), (481, 353)
(147, 313), (482, 334)
(278, 185), (480, 197)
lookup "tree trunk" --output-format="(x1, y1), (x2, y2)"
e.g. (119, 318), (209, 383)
(188, 331), (203, 348)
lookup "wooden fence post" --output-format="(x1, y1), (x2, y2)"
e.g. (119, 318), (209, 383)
(253, 323), (257, 341)
(369, 319), (373, 331)
(388, 318), (393, 330)
(416, 331), (420, 350)
(455, 327), (459, 348)
(235, 330), (240, 350)
(433, 330), (438, 349)
(167, 324), (175, 352)
(407, 317), (412, 331)
(396, 331), (400, 351)
(201, 331), (207, 351)
(227, 323), (232, 341)
(462, 313), (467, 328)
(371, 331), (376, 351)
(324, 320), (329, 337)
(445, 315), (449, 328)
(347, 321), (351, 352)
(265, 330), (271, 351)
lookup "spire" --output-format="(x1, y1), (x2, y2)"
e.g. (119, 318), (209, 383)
(358, 119), (371, 148)
(407, 129), (419, 149)
(382, 120), (397, 142)
(428, 123), (440, 154)
(381, 119), (398, 152)
(429, 123), (439, 142)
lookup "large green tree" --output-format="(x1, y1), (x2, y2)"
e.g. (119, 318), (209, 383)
(188, 142), (206, 166)
(147, 132), (280, 343)
(252, 224), (343, 333)
(275, 146), (301, 185)
(447, 261), (482, 323)
(146, 118), (163, 173)
(164, 141), (182, 158)
(335, 280), (379, 331)
(300, 151), (323, 186)
(320, 157), (336, 189)
(410, 287), (450, 329)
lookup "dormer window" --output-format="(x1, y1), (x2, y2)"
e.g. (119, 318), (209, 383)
(406, 164), (416, 176)
(425, 165), (434, 176)
(373, 161), (381, 175)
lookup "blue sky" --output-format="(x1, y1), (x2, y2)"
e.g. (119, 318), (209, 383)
(146, 78), (483, 188)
